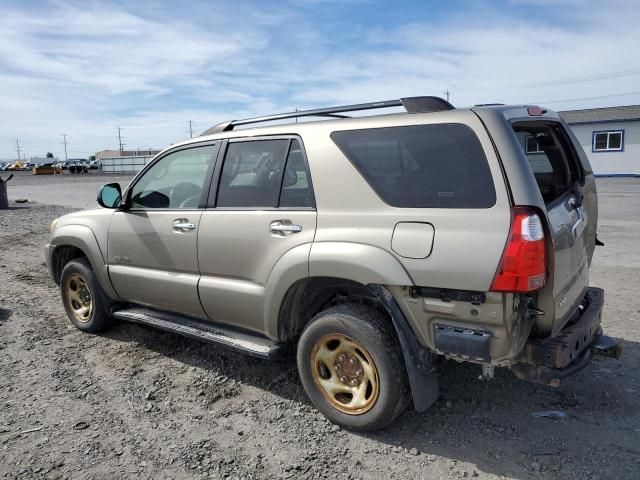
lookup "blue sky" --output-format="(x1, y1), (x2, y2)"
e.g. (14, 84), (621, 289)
(1, 0), (639, 159)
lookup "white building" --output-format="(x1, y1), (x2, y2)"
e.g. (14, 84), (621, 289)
(559, 105), (640, 176)
(100, 155), (156, 173)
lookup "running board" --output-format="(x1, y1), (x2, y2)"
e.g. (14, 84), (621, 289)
(112, 307), (285, 360)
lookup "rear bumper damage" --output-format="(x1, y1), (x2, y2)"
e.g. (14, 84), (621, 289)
(511, 287), (621, 387)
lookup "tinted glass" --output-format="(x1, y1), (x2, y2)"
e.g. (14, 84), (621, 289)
(131, 145), (216, 209)
(525, 135), (543, 154)
(331, 124), (496, 208)
(513, 122), (582, 204)
(516, 132), (553, 174)
(217, 140), (289, 208)
(280, 140), (314, 208)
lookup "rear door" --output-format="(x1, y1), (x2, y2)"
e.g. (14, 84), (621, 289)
(197, 137), (317, 335)
(511, 120), (595, 335)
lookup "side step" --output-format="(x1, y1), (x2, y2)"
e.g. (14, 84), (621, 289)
(112, 307), (286, 360)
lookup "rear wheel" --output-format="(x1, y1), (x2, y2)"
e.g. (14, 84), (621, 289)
(60, 258), (114, 333)
(297, 304), (410, 431)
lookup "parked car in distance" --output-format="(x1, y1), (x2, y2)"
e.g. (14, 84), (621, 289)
(7, 161), (24, 171)
(68, 159), (89, 174)
(45, 96), (621, 431)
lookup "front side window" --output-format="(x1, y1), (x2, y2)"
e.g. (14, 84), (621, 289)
(130, 145), (216, 209)
(331, 124), (496, 208)
(593, 130), (623, 152)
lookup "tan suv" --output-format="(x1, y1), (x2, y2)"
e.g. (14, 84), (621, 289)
(46, 97), (621, 430)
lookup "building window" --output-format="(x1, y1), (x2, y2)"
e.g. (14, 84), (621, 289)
(525, 135), (544, 154)
(592, 130), (624, 152)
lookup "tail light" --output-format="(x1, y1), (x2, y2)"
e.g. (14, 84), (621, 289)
(490, 207), (546, 293)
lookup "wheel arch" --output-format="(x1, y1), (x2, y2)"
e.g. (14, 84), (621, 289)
(49, 225), (120, 300)
(263, 241), (414, 339)
(276, 277), (440, 412)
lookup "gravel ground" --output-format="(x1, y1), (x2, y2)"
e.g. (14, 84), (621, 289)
(4, 171), (135, 209)
(0, 178), (638, 479)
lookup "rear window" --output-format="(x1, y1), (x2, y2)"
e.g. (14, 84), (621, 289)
(513, 122), (583, 204)
(331, 124), (496, 208)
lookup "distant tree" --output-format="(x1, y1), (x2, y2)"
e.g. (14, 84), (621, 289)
(89, 155), (96, 161)
(46, 152), (54, 158)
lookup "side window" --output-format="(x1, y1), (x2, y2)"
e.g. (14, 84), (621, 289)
(331, 124), (496, 208)
(217, 140), (290, 208)
(280, 139), (314, 208)
(130, 145), (216, 209)
(513, 123), (582, 204)
(592, 130), (623, 152)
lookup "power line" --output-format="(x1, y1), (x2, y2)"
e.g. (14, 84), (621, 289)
(117, 127), (125, 153)
(455, 68), (640, 94)
(61, 133), (68, 161)
(187, 120), (193, 138)
(532, 90), (640, 106)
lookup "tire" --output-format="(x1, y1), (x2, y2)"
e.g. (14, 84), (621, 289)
(60, 257), (115, 333)
(297, 303), (410, 431)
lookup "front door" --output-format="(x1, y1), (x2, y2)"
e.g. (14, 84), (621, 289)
(198, 137), (317, 334)
(108, 143), (219, 317)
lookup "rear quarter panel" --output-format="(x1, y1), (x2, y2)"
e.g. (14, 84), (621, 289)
(303, 110), (511, 292)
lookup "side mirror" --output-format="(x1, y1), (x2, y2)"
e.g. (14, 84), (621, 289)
(97, 183), (122, 209)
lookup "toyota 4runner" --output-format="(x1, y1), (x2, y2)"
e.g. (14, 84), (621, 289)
(46, 96), (621, 430)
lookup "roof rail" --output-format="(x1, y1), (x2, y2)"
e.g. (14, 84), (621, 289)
(201, 96), (454, 136)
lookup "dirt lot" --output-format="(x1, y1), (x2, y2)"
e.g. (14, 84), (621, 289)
(0, 176), (638, 479)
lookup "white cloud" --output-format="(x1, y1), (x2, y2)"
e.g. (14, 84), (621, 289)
(0, 0), (639, 159)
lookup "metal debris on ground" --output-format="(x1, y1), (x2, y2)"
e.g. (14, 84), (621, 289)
(531, 410), (569, 420)
(73, 421), (90, 431)
(19, 425), (45, 435)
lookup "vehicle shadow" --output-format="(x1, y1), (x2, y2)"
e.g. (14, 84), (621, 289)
(102, 323), (639, 479)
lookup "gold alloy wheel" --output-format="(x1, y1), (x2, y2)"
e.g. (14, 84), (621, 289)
(65, 273), (93, 323)
(311, 333), (380, 415)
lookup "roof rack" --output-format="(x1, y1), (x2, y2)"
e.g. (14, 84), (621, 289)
(201, 96), (454, 136)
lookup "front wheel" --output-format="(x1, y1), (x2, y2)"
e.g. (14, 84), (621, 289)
(297, 304), (410, 431)
(60, 258), (114, 333)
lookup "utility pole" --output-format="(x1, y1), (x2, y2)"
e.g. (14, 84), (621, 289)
(61, 133), (68, 160)
(117, 127), (125, 153)
(444, 90), (451, 103)
(15, 138), (21, 161)
(187, 120), (193, 138)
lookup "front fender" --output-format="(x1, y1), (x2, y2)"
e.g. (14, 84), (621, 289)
(49, 224), (120, 300)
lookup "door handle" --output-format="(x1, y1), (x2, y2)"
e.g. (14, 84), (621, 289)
(173, 219), (196, 232)
(270, 220), (302, 235)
